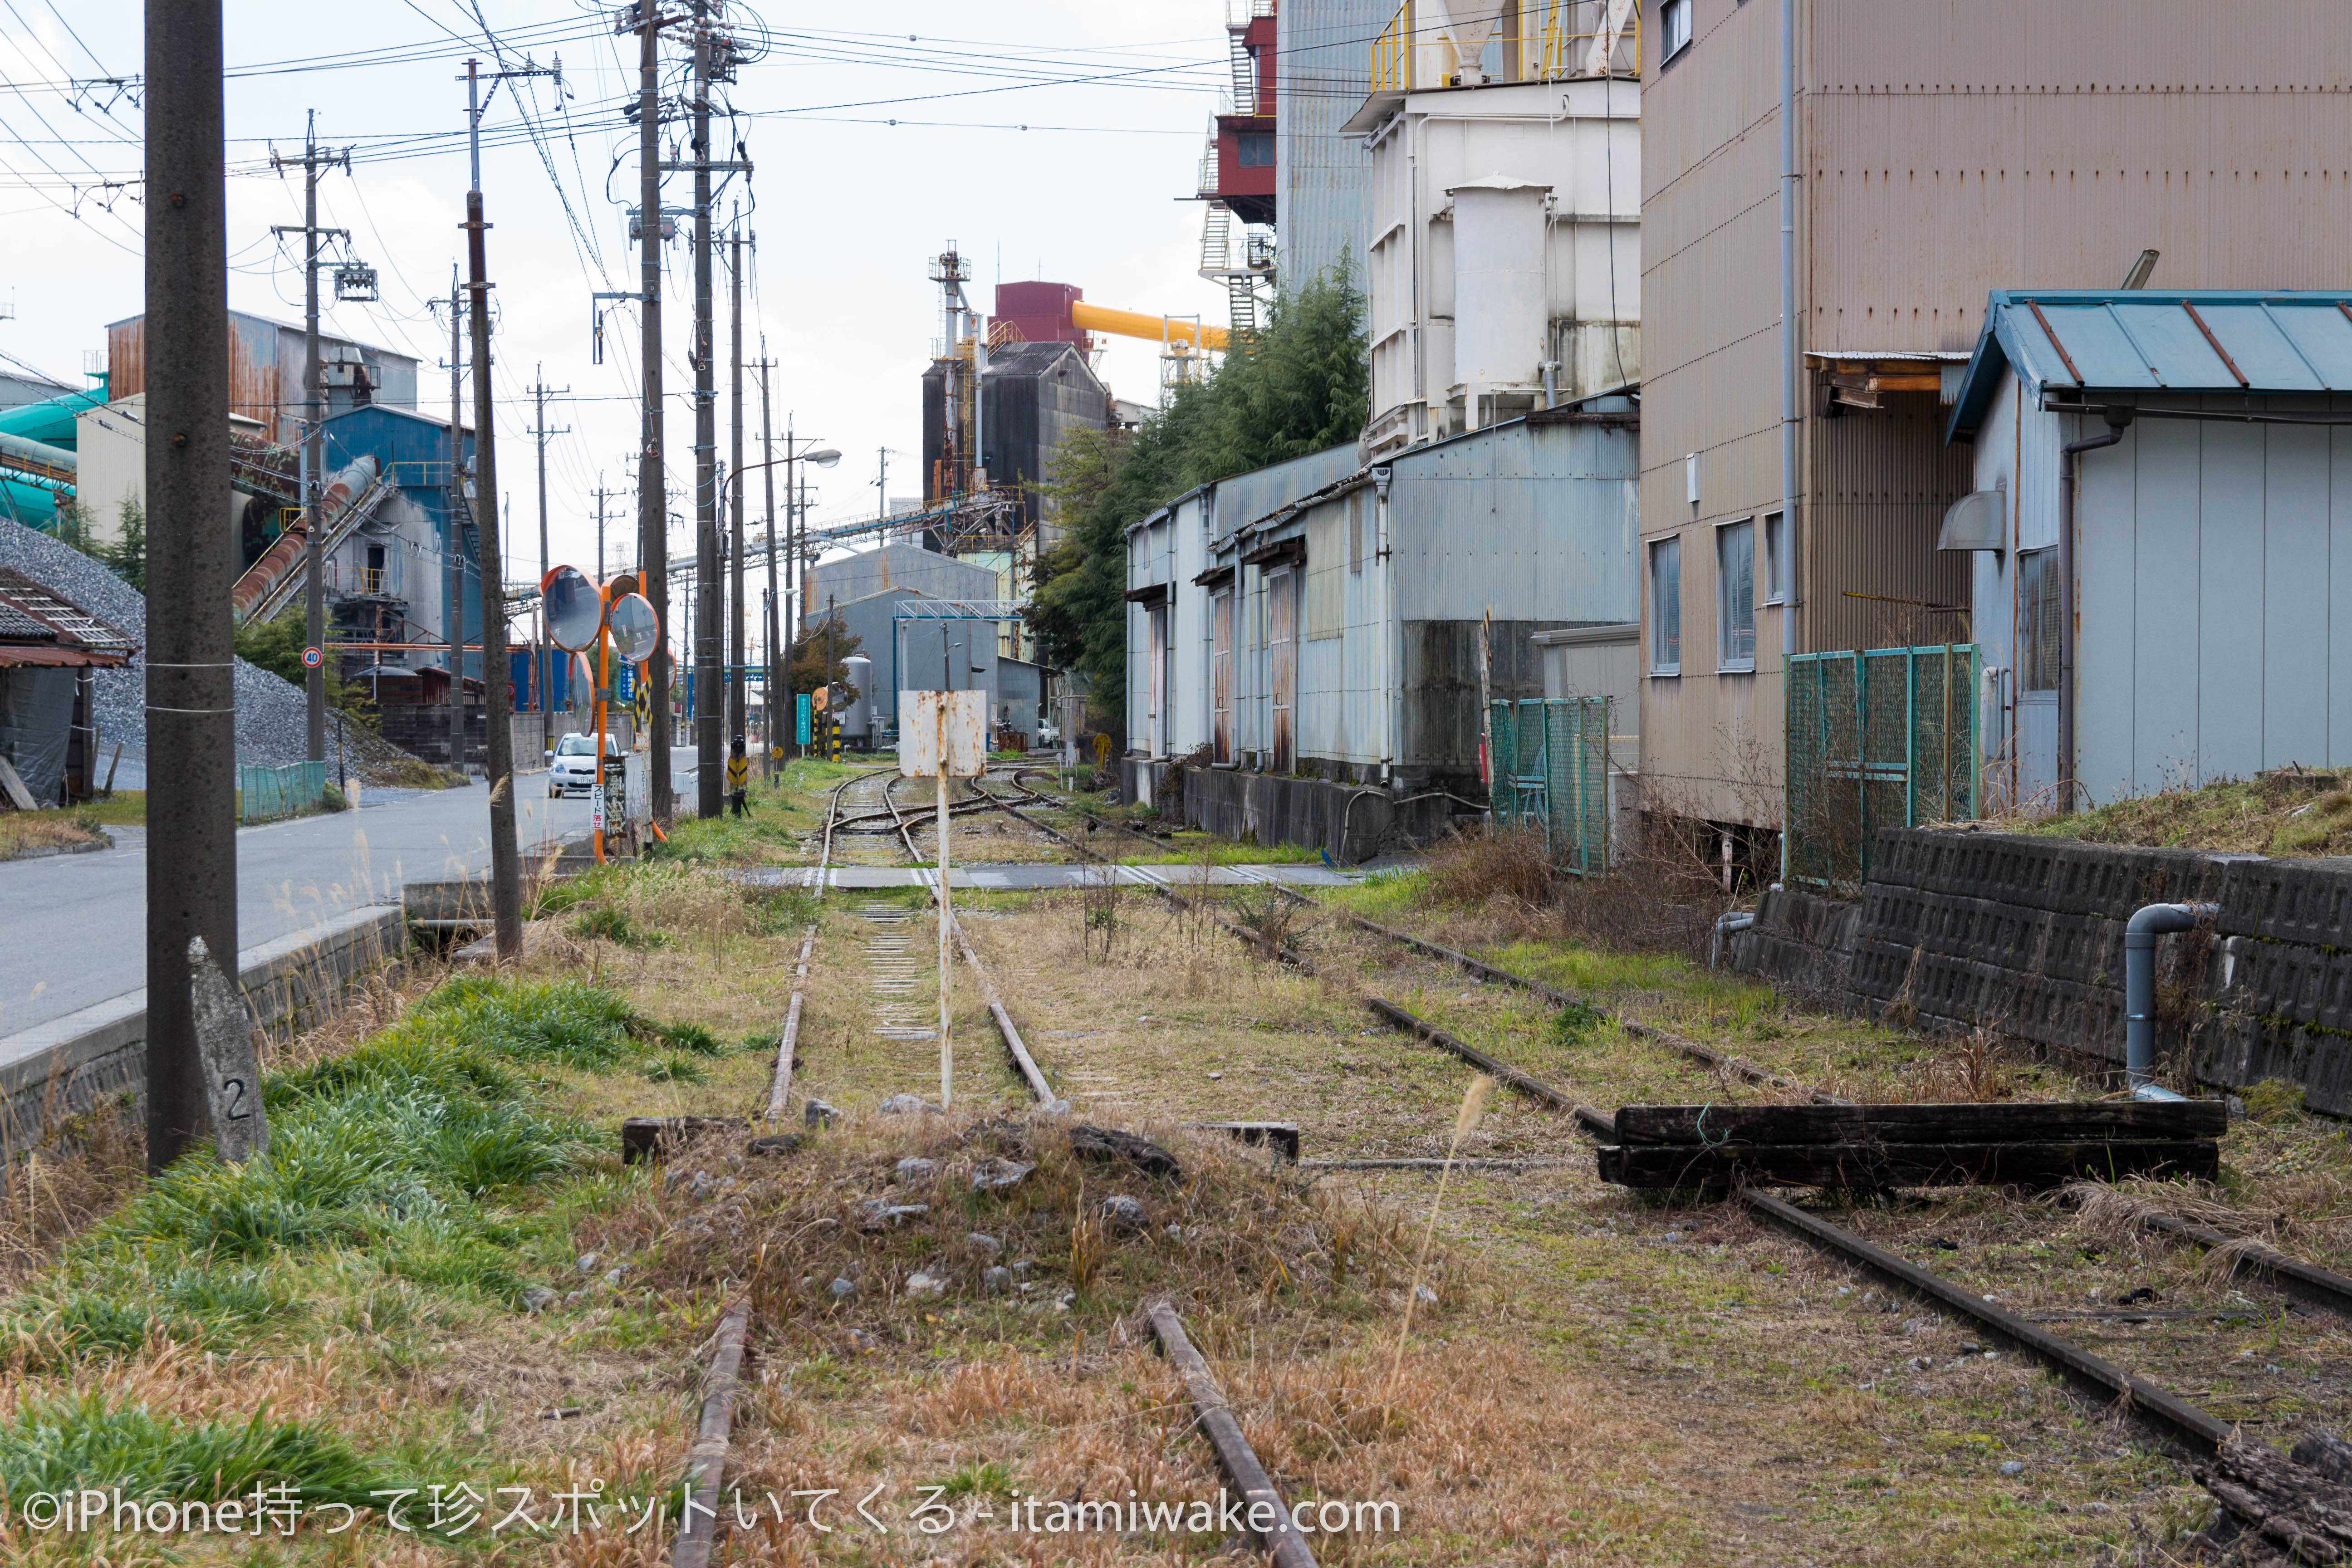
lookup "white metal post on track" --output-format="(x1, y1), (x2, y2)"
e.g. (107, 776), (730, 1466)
(904, 688), (986, 1109)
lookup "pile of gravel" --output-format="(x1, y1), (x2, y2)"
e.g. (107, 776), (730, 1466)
(0, 516), (417, 774)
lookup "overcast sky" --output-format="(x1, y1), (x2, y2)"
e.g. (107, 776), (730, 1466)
(0, 0), (1235, 592)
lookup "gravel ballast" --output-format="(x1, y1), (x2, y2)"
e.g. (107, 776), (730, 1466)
(0, 516), (441, 779)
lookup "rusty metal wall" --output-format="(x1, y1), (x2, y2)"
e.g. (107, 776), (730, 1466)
(103, 320), (143, 402)
(1637, 0), (2352, 827)
(108, 312), (289, 437)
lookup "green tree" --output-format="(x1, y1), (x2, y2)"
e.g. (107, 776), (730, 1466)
(48, 497), (94, 556)
(786, 613), (864, 706)
(101, 496), (145, 592)
(1025, 262), (1370, 734)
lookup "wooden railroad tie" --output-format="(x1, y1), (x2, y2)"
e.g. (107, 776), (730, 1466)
(1597, 1101), (2225, 1191)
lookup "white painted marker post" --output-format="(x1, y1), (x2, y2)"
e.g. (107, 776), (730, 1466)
(901, 689), (988, 1111)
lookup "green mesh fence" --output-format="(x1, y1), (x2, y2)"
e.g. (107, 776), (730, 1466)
(238, 760), (328, 824)
(1487, 696), (1611, 877)
(1786, 643), (1978, 887)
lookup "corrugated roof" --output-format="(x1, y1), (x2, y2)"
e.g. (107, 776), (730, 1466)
(0, 564), (134, 666)
(1948, 289), (2352, 441)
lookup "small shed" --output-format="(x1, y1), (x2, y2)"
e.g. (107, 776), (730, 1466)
(1946, 290), (2352, 808)
(0, 566), (135, 804)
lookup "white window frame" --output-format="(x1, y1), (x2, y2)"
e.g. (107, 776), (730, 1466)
(1660, 0), (1693, 60)
(1763, 510), (1790, 605)
(1717, 518), (1756, 673)
(1649, 535), (1681, 676)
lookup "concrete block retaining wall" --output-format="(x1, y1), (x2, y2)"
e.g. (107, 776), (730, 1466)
(1730, 829), (2352, 1112)
(0, 906), (405, 1153)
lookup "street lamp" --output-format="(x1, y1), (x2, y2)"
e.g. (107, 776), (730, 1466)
(718, 444), (839, 764)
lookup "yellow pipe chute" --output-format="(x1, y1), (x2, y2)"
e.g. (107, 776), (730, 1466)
(1069, 300), (1229, 353)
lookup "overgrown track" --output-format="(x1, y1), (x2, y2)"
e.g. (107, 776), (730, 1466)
(988, 773), (2352, 1479)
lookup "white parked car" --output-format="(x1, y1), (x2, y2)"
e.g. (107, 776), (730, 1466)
(547, 731), (620, 798)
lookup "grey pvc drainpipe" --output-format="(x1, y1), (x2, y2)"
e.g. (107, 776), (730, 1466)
(1775, 0), (1798, 886)
(1711, 910), (1756, 969)
(2057, 407), (2133, 810)
(2124, 901), (2216, 1101)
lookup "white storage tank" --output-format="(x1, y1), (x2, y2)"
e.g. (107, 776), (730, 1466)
(1448, 176), (1551, 425)
(841, 655), (874, 749)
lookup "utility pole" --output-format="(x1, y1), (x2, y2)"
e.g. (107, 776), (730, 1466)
(593, 478), (611, 581)
(797, 441), (811, 638)
(462, 55), (539, 960)
(634, 1), (673, 827)
(728, 216), (746, 763)
(874, 446), (889, 527)
(690, 0), (720, 819)
(527, 366), (569, 714)
(269, 113), (352, 766)
(757, 343), (776, 779)
(442, 265), (466, 769)
(145, 0), (232, 1172)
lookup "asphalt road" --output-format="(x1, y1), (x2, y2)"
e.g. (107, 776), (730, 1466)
(0, 782), (593, 1039)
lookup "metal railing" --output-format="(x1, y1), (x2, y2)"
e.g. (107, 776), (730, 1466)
(1488, 696), (1612, 876)
(1372, 0), (1640, 93)
(1786, 644), (1980, 889)
(238, 760), (328, 824)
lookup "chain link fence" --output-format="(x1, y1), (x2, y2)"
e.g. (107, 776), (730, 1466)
(1487, 696), (1612, 876)
(1786, 643), (1978, 889)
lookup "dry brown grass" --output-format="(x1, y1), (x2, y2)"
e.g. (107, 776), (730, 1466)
(0, 810), (103, 862)
(1422, 824), (1554, 911)
(569, 1110), (1435, 1339)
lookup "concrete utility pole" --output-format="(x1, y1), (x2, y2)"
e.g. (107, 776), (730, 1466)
(593, 478), (611, 581)
(757, 343), (776, 778)
(145, 0), (233, 1171)
(461, 56), (524, 959)
(690, 0), (720, 818)
(527, 367), (569, 711)
(442, 264), (466, 767)
(635, 3), (673, 826)
(269, 112), (352, 766)
(728, 217), (746, 761)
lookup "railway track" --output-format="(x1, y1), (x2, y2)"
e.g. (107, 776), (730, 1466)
(983, 771), (2352, 1478)
(735, 765), (1323, 1566)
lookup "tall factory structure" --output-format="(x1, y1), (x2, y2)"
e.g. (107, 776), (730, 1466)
(1194, 2), (1279, 338)
(916, 248), (1112, 667)
(1190, 0), (1389, 334)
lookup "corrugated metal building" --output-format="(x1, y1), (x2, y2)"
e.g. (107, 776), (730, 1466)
(106, 309), (419, 446)
(1127, 409), (1637, 791)
(317, 404), (478, 686)
(805, 544), (1001, 737)
(1946, 290), (2352, 809)
(1275, 0), (1386, 292)
(1638, 0), (2352, 846)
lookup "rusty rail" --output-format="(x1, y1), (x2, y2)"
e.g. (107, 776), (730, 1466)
(1144, 1299), (1319, 1568)
(669, 1301), (752, 1568)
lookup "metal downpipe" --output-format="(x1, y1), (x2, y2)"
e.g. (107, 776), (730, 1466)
(1775, 0), (1798, 886)
(2124, 901), (2215, 1101)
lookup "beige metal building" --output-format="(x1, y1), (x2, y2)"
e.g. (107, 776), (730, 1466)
(1638, 0), (2352, 868)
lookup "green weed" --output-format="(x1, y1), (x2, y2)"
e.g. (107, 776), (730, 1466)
(2241, 1078), (2307, 1124)
(0, 1394), (381, 1508)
